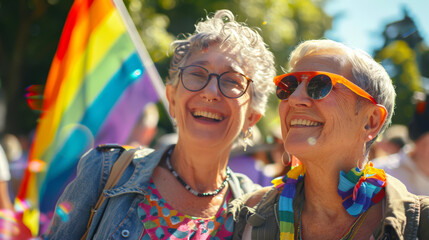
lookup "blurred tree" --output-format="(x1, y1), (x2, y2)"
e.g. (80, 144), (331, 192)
(374, 9), (426, 125)
(0, 0), (332, 139)
(0, 0), (73, 134)
(417, 40), (429, 91)
(420, 49), (429, 78)
(235, 0), (332, 69)
(375, 41), (422, 125)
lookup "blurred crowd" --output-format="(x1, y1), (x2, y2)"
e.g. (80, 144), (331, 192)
(0, 132), (32, 209)
(371, 92), (429, 195)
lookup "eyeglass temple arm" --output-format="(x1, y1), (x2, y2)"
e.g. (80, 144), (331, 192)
(338, 78), (377, 104)
(338, 79), (388, 124)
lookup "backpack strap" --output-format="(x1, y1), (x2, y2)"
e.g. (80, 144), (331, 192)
(81, 147), (139, 240)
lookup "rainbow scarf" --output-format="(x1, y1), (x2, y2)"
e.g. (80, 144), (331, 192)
(16, 0), (165, 235)
(338, 162), (386, 217)
(273, 162), (386, 240)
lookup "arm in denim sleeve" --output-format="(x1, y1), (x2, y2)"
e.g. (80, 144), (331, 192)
(43, 148), (120, 239)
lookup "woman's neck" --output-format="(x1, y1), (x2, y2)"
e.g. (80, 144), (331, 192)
(303, 166), (345, 215)
(169, 142), (231, 193)
(299, 163), (359, 240)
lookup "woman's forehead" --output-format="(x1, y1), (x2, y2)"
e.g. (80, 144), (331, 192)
(293, 54), (351, 77)
(186, 45), (247, 73)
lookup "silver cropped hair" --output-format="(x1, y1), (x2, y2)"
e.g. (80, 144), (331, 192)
(288, 39), (396, 152)
(167, 9), (276, 115)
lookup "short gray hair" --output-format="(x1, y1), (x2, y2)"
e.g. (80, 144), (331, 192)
(167, 9), (276, 115)
(288, 39), (396, 150)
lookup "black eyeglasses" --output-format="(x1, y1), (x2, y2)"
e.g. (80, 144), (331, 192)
(179, 65), (252, 99)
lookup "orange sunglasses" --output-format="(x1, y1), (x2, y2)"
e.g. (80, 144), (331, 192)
(273, 71), (387, 121)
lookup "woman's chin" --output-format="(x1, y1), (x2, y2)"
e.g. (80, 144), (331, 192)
(285, 138), (320, 157)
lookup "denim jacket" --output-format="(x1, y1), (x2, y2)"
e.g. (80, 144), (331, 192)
(43, 144), (261, 240)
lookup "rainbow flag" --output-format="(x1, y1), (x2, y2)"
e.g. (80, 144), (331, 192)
(15, 0), (167, 236)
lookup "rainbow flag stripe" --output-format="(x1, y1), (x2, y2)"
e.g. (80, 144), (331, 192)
(16, 0), (164, 235)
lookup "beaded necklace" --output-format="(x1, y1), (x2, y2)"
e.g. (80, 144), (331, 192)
(165, 148), (231, 197)
(273, 162), (386, 240)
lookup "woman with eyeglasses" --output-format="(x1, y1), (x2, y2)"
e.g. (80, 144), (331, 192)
(231, 39), (429, 239)
(45, 9), (276, 239)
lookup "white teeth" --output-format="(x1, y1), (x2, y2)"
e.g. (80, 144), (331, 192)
(193, 110), (224, 121)
(290, 119), (321, 127)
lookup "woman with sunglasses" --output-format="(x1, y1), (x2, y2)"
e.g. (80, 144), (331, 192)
(231, 39), (429, 239)
(44, 9), (276, 239)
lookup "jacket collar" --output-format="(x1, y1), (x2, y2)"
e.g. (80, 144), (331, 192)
(373, 175), (420, 239)
(292, 174), (420, 239)
(104, 145), (171, 197)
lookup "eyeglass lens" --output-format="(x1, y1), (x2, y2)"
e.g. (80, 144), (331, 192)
(276, 74), (333, 100)
(181, 65), (249, 98)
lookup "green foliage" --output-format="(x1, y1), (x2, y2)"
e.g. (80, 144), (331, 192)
(235, 0), (332, 68)
(126, 0), (332, 71)
(375, 40), (423, 125)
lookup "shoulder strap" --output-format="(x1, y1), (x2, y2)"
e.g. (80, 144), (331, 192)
(232, 187), (280, 240)
(103, 148), (139, 191)
(81, 147), (139, 240)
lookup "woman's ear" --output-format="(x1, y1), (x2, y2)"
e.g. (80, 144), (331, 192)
(364, 104), (387, 141)
(244, 109), (262, 130)
(166, 85), (176, 118)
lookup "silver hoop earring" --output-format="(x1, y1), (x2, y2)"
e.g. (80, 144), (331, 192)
(282, 151), (291, 167)
(243, 127), (253, 151)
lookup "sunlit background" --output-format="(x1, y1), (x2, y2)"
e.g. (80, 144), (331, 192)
(325, 0), (429, 53)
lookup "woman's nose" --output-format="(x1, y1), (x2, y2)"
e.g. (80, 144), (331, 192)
(200, 75), (221, 101)
(287, 82), (312, 107)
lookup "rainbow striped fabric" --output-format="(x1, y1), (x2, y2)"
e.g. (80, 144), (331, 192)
(274, 163), (306, 240)
(15, 0), (165, 235)
(338, 162), (386, 217)
(274, 162), (386, 240)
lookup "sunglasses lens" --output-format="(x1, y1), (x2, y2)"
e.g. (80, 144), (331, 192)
(307, 74), (333, 100)
(276, 76), (298, 100)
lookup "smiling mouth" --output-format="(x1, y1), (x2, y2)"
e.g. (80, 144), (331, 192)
(290, 119), (323, 127)
(192, 110), (224, 121)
